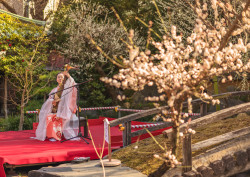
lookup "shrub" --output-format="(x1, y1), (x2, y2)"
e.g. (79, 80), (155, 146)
(0, 115), (35, 131)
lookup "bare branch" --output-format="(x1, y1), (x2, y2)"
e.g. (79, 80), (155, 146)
(184, 0), (215, 30)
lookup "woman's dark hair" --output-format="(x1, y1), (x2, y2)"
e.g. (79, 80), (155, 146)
(56, 72), (64, 80)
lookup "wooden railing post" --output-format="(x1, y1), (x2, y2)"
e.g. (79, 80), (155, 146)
(182, 133), (192, 173)
(118, 111), (121, 119)
(35, 109), (40, 122)
(200, 102), (207, 116)
(127, 121), (131, 145)
(123, 121), (132, 146)
(123, 122), (127, 147)
(119, 111), (127, 147)
(83, 111), (88, 138)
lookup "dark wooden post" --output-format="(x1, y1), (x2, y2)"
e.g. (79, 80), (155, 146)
(123, 122), (127, 146)
(127, 121), (131, 145)
(82, 111), (88, 138)
(119, 111), (127, 147)
(182, 133), (192, 173)
(118, 111), (121, 119)
(123, 121), (132, 146)
(83, 118), (88, 138)
(200, 102), (207, 116)
(35, 109), (40, 122)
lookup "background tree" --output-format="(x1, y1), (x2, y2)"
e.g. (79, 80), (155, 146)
(101, 0), (250, 165)
(50, 0), (144, 106)
(0, 13), (50, 130)
(90, 0), (156, 28)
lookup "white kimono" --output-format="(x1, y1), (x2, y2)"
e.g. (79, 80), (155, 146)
(35, 76), (79, 141)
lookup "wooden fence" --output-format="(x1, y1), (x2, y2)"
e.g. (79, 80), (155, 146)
(109, 90), (250, 147)
(181, 102), (250, 174)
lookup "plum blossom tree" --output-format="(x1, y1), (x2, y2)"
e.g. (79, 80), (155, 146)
(101, 0), (250, 166)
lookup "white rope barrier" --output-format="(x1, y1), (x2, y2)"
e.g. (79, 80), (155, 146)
(115, 109), (200, 116)
(180, 112), (200, 116)
(117, 108), (144, 112)
(131, 123), (164, 129)
(26, 107), (200, 116)
(26, 111), (38, 114)
(80, 106), (117, 111)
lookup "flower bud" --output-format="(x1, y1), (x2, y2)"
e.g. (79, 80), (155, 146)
(154, 154), (160, 159)
(228, 75), (233, 81)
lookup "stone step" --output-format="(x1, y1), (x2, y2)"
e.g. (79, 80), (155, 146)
(28, 160), (147, 177)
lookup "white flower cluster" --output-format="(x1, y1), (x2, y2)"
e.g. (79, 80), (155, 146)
(179, 128), (196, 137)
(154, 150), (180, 168)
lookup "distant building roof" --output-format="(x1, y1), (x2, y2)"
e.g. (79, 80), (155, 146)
(0, 9), (46, 26)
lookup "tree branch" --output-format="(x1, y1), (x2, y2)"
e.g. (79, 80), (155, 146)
(0, 0), (17, 14)
(86, 34), (125, 68)
(184, 0), (215, 30)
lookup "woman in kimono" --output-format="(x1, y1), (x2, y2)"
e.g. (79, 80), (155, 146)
(35, 70), (79, 141)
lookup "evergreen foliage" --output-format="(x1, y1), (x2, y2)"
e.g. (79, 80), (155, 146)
(0, 13), (51, 130)
(50, 1), (144, 107)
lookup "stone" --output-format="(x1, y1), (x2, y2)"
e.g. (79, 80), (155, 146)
(28, 171), (60, 177)
(40, 167), (73, 172)
(183, 170), (197, 177)
(195, 172), (202, 177)
(222, 155), (236, 171)
(183, 170), (201, 177)
(209, 160), (225, 176)
(102, 159), (121, 167)
(196, 166), (214, 177)
(236, 113), (248, 119)
(234, 150), (248, 167)
(28, 160), (147, 177)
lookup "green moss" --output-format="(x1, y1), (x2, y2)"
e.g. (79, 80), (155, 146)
(113, 113), (250, 176)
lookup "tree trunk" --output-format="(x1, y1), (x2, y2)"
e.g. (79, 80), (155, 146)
(4, 75), (8, 119)
(44, 94), (47, 102)
(95, 63), (118, 104)
(19, 93), (25, 130)
(31, 0), (49, 20)
(0, 0), (17, 14)
(213, 76), (220, 111)
(19, 106), (25, 131)
(182, 133), (192, 173)
(172, 102), (183, 156)
(172, 125), (179, 156)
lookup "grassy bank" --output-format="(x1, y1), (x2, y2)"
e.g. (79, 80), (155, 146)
(112, 113), (250, 176)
